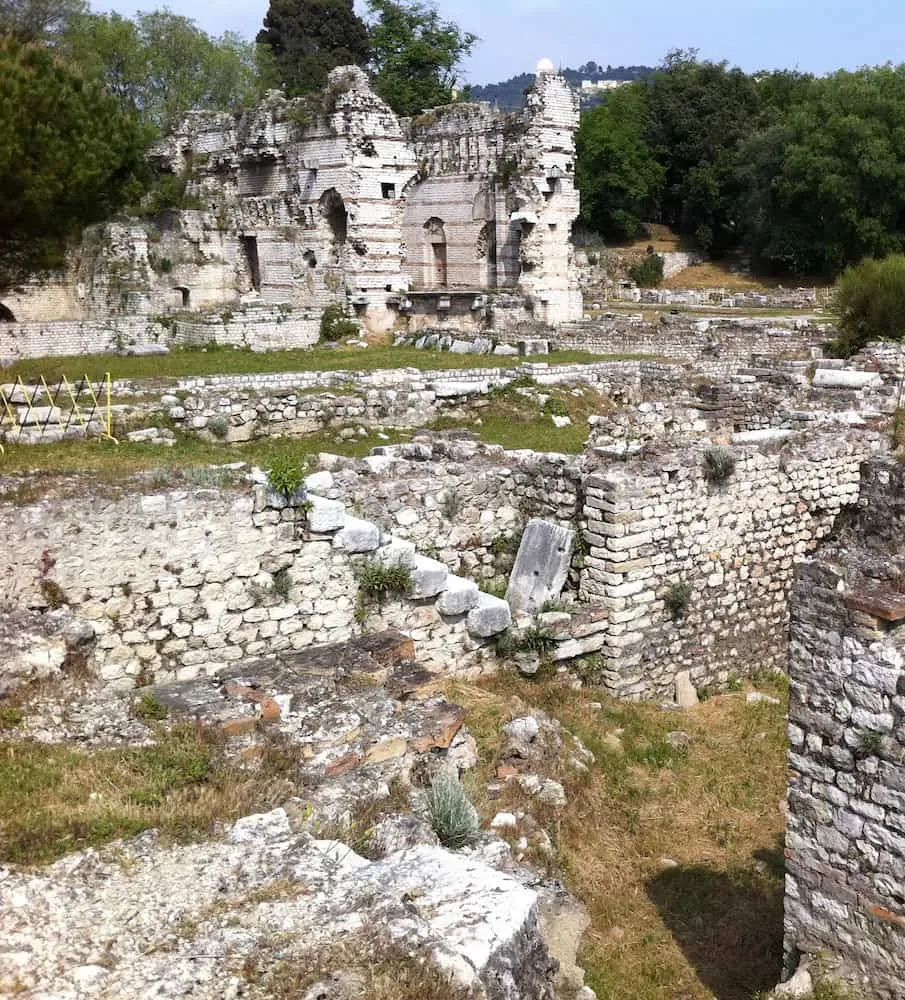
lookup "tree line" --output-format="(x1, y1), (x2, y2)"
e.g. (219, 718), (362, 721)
(576, 49), (905, 278)
(0, 0), (475, 291)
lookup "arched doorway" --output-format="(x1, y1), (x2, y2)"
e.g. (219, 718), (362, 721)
(0, 302), (16, 322)
(423, 217), (447, 289)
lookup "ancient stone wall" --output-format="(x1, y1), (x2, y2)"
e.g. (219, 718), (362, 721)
(784, 457), (905, 998)
(0, 308), (320, 363)
(0, 486), (510, 688)
(556, 317), (826, 363)
(579, 433), (880, 699)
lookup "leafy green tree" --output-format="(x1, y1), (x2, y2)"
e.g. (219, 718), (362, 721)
(256, 0), (369, 96)
(0, 0), (85, 42)
(0, 37), (150, 290)
(63, 10), (262, 129)
(832, 255), (905, 356)
(575, 84), (663, 241)
(366, 0), (477, 116)
(737, 67), (905, 275)
(646, 51), (761, 253)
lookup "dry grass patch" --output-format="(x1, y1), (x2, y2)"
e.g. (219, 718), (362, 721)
(0, 724), (305, 866)
(451, 672), (789, 1000)
(246, 935), (472, 1000)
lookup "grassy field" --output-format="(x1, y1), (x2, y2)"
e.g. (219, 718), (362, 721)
(447, 671), (790, 1000)
(0, 344), (646, 384)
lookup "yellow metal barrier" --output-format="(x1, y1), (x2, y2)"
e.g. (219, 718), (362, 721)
(0, 372), (117, 449)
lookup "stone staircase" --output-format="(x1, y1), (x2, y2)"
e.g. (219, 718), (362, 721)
(296, 481), (512, 640)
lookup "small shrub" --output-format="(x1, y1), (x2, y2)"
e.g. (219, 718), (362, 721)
(628, 253), (664, 287)
(39, 578), (68, 609)
(134, 694), (168, 721)
(483, 577), (508, 599)
(490, 529), (522, 558)
(426, 773), (479, 849)
(271, 568), (292, 600)
(832, 254), (905, 357)
(663, 582), (692, 619)
(516, 623), (557, 656)
(0, 706), (24, 730)
(267, 454), (306, 500)
(319, 303), (358, 342)
(357, 560), (413, 601)
(440, 488), (462, 521)
(542, 396), (569, 417)
(208, 415), (230, 440)
(703, 445), (736, 485)
(856, 727), (885, 757)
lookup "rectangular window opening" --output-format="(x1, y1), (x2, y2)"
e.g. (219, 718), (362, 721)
(381, 183), (396, 199)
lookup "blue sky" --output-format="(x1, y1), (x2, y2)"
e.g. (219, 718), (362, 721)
(94, 0), (905, 85)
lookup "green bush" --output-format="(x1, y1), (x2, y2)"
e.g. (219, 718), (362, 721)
(207, 415), (229, 440)
(267, 453), (306, 500)
(628, 253), (664, 287)
(271, 568), (292, 600)
(319, 303), (359, 342)
(426, 773), (479, 849)
(134, 694), (168, 721)
(830, 254), (905, 357)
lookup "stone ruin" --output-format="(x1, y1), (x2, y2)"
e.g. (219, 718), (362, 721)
(1, 61), (582, 351)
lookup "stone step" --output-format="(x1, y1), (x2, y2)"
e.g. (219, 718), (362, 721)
(333, 515), (380, 553)
(467, 592), (512, 638)
(375, 536), (417, 568)
(436, 574), (480, 616)
(307, 495), (346, 533)
(408, 554), (449, 599)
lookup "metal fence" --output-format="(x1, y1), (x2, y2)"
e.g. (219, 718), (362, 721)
(0, 373), (117, 453)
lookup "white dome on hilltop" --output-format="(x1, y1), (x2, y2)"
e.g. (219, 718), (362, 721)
(536, 58), (555, 75)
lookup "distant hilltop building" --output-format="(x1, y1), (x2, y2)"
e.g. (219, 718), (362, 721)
(580, 78), (628, 93)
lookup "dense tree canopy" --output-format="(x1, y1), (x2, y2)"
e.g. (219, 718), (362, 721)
(256, 0), (369, 96)
(576, 84), (663, 241)
(63, 10), (262, 129)
(576, 55), (905, 278)
(0, 0), (85, 42)
(366, 0), (477, 116)
(0, 36), (149, 289)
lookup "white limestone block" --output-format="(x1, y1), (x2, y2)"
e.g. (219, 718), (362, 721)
(436, 574), (480, 616)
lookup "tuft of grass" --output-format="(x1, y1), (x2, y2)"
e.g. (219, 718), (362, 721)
(357, 560), (412, 601)
(133, 694), (168, 721)
(0, 725), (303, 865)
(0, 706), (25, 730)
(251, 936), (471, 1000)
(270, 568), (292, 600)
(663, 582), (692, 619)
(267, 452), (306, 500)
(426, 773), (479, 849)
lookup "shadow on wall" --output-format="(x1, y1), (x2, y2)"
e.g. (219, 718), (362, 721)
(646, 849), (784, 1000)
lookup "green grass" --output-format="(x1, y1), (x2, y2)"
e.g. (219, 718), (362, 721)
(0, 428), (412, 494)
(0, 724), (303, 865)
(447, 675), (789, 1000)
(1, 345), (645, 384)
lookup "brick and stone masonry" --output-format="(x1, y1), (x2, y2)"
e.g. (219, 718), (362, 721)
(784, 457), (905, 998)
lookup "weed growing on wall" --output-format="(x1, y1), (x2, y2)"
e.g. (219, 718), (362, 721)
(663, 582), (692, 619)
(703, 445), (736, 485)
(267, 454), (306, 500)
(357, 560), (412, 601)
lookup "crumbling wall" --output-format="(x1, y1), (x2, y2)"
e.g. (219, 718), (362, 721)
(0, 486), (506, 688)
(784, 457), (905, 999)
(579, 433), (880, 698)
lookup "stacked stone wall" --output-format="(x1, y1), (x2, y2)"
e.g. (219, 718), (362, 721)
(0, 309), (321, 363)
(0, 488), (501, 688)
(784, 457), (905, 998)
(579, 433), (880, 699)
(556, 318), (825, 363)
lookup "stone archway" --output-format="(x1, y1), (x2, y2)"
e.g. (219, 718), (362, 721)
(319, 189), (348, 246)
(0, 302), (16, 322)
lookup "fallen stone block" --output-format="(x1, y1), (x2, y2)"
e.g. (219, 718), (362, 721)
(506, 518), (575, 614)
(812, 368), (882, 389)
(375, 537), (416, 568)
